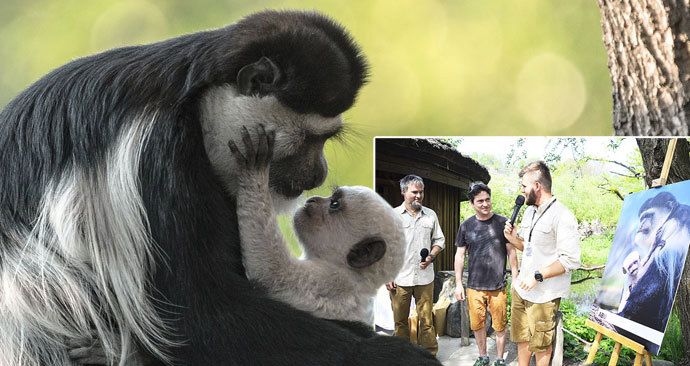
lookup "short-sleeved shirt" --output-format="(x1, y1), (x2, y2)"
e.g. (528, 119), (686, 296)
(455, 214), (509, 291)
(394, 205), (445, 286)
(515, 196), (581, 303)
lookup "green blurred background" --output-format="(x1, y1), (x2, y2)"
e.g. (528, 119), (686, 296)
(0, 0), (612, 191)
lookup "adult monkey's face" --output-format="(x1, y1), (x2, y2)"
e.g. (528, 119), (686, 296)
(199, 84), (344, 210)
(199, 11), (367, 208)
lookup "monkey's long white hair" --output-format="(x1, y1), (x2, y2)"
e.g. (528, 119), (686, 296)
(0, 115), (176, 365)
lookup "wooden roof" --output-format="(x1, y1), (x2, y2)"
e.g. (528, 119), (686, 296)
(375, 138), (490, 189)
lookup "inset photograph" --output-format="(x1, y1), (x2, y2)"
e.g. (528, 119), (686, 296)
(373, 137), (688, 365)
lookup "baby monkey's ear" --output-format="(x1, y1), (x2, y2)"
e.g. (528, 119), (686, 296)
(347, 238), (386, 268)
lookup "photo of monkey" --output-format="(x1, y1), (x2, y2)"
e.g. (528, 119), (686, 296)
(590, 180), (690, 355)
(0, 9), (440, 366)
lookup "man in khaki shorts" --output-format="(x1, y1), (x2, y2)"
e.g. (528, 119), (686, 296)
(504, 161), (581, 366)
(454, 182), (518, 366)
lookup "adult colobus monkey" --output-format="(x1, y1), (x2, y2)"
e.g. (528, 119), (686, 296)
(0, 9), (440, 366)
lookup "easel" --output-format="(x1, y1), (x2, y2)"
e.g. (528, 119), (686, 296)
(584, 138), (679, 365)
(584, 319), (652, 366)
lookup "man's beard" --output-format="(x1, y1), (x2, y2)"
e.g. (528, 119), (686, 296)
(411, 201), (422, 211)
(526, 190), (537, 206)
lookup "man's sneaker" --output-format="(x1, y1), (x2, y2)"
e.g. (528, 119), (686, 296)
(473, 357), (490, 366)
(493, 359), (506, 366)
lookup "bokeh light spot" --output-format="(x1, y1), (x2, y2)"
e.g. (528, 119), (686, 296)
(515, 53), (587, 132)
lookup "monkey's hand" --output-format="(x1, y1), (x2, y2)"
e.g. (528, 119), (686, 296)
(68, 335), (152, 365)
(228, 124), (287, 286)
(227, 124), (276, 183)
(67, 336), (110, 365)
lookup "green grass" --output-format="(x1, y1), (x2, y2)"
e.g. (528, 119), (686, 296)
(579, 233), (613, 267)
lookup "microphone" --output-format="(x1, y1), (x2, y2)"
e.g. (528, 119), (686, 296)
(510, 195), (526, 225)
(420, 248), (429, 262)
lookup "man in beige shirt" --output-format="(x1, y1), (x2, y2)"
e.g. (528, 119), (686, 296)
(386, 174), (445, 356)
(504, 161), (581, 366)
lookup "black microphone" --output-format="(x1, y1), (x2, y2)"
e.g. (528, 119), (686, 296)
(420, 248), (429, 262)
(510, 195), (526, 225)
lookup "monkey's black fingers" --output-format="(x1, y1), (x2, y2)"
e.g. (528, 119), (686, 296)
(241, 125), (255, 165)
(68, 346), (109, 365)
(256, 124), (272, 166)
(227, 140), (248, 167)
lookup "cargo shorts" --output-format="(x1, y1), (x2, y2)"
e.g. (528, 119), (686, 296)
(510, 288), (560, 353)
(466, 287), (508, 332)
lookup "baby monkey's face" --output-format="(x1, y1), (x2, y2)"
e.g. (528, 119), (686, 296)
(293, 186), (402, 269)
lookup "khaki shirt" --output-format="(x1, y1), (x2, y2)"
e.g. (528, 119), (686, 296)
(394, 205), (445, 286)
(515, 196), (581, 303)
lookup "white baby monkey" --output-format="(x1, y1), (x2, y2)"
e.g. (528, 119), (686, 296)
(228, 125), (405, 323)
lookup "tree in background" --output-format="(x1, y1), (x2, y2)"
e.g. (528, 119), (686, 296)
(598, 0), (689, 135)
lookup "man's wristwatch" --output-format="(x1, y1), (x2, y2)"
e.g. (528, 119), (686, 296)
(428, 254), (436, 260)
(534, 271), (544, 282)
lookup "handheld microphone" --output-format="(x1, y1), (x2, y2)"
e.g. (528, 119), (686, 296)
(420, 248), (429, 262)
(510, 195), (526, 225)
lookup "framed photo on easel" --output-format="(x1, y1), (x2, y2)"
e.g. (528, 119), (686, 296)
(589, 179), (690, 355)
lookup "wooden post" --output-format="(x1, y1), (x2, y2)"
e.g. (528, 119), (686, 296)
(652, 138), (678, 187)
(585, 332), (603, 365)
(633, 352), (643, 366)
(460, 300), (470, 346)
(551, 311), (564, 366)
(609, 343), (621, 366)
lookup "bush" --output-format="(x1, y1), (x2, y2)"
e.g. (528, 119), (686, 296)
(659, 309), (685, 363)
(561, 300), (594, 362)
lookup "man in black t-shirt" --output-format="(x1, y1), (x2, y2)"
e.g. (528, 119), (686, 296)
(454, 182), (518, 366)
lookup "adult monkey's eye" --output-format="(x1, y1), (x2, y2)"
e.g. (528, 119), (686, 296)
(330, 199), (340, 210)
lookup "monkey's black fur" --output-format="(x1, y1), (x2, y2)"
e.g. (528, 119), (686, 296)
(0, 10), (441, 365)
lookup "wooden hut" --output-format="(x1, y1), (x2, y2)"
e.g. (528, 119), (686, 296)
(375, 138), (490, 272)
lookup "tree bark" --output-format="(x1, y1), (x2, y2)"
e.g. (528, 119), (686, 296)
(636, 138), (690, 361)
(599, 0), (690, 135)
(637, 138), (690, 186)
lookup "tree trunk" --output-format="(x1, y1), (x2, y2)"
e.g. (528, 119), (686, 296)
(598, 0), (690, 135)
(637, 138), (690, 186)
(636, 138), (690, 361)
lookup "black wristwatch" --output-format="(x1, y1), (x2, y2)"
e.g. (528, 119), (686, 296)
(534, 271), (544, 282)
